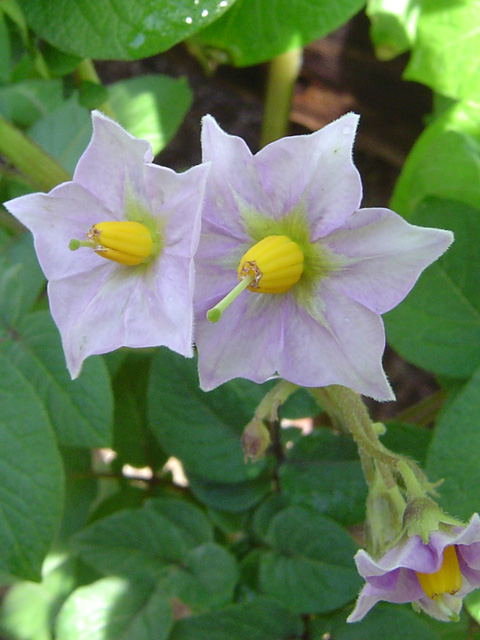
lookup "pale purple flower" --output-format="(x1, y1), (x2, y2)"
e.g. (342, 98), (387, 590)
(193, 114), (453, 400)
(349, 514), (480, 622)
(5, 111), (209, 378)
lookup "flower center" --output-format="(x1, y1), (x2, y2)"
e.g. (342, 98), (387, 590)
(416, 545), (462, 600)
(207, 235), (304, 323)
(69, 221), (156, 266)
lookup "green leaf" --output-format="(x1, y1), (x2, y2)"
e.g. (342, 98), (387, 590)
(391, 101), (480, 219)
(28, 74), (193, 174)
(0, 78), (64, 127)
(0, 353), (64, 580)
(309, 602), (461, 640)
(258, 505), (361, 613)
(0, 553), (79, 640)
(188, 474), (270, 513)
(279, 428), (367, 526)
(380, 421), (431, 464)
(77, 80), (109, 110)
(0, 231), (45, 315)
(28, 95), (91, 174)
(148, 348), (269, 483)
(0, 11), (11, 81)
(197, 0), (365, 66)
(1, 310), (113, 447)
(385, 198), (480, 380)
(279, 387), (320, 420)
(56, 448), (98, 543)
(109, 75), (192, 155)
(161, 542), (239, 608)
(426, 364), (480, 520)
(366, 0), (420, 61)
(74, 498), (213, 578)
(56, 577), (172, 640)
(169, 596), (302, 640)
(112, 350), (167, 470)
(17, 0), (237, 60)
(404, 0), (480, 102)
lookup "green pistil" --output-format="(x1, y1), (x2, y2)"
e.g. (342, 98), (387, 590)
(69, 239), (96, 251)
(207, 273), (255, 323)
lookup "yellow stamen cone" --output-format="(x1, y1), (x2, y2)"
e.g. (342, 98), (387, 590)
(70, 220), (154, 266)
(416, 545), (462, 600)
(206, 235), (304, 323)
(237, 235), (304, 293)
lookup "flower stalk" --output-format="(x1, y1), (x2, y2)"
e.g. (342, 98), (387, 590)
(260, 47), (303, 147)
(0, 113), (71, 191)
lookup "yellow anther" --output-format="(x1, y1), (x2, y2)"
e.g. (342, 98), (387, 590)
(70, 220), (154, 266)
(416, 545), (462, 600)
(237, 235), (304, 294)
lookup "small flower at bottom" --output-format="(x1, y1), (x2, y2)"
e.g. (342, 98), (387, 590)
(194, 113), (453, 400)
(5, 111), (209, 377)
(348, 513), (480, 623)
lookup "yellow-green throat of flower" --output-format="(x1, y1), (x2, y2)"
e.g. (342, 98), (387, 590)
(206, 235), (304, 323)
(416, 545), (461, 603)
(69, 220), (159, 266)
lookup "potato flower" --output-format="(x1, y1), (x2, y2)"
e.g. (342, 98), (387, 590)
(194, 114), (453, 400)
(349, 514), (480, 622)
(5, 111), (209, 377)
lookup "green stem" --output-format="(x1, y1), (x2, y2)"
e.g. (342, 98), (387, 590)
(253, 379), (297, 423)
(260, 47), (303, 147)
(75, 59), (117, 120)
(394, 389), (446, 427)
(0, 114), (71, 191)
(396, 459), (425, 499)
(311, 385), (400, 466)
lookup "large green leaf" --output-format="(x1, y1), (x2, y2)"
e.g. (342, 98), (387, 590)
(188, 474), (270, 513)
(309, 602), (467, 640)
(0, 232), (45, 318)
(109, 75), (192, 155)
(169, 596), (302, 640)
(391, 101), (480, 219)
(160, 542), (239, 608)
(385, 198), (480, 380)
(258, 505), (361, 613)
(111, 350), (167, 470)
(426, 364), (480, 520)
(74, 498), (213, 578)
(0, 354), (64, 580)
(197, 0), (366, 66)
(366, 0), (420, 60)
(0, 553), (79, 640)
(56, 448), (98, 543)
(148, 348), (270, 483)
(56, 577), (172, 640)
(279, 429), (366, 526)
(28, 75), (193, 174)
(28, 95), (91, 175)
(1, 310), (113, 447)
(17, 0), (237, 60)
(0, 78), (64, 127)
(404, 0), (480, 102)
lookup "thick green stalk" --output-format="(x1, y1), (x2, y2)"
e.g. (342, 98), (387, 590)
(311, 385), (400, 466)
(260, 47), (303, 148)
(0, 114), (70, 191)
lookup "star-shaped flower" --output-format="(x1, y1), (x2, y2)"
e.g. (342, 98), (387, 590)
(349, 514), (480, 622)
(194, 114), (453, 400)
(5, 111), (209, 377)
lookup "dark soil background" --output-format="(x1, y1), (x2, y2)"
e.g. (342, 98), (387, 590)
(96, 10), (438, 421)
